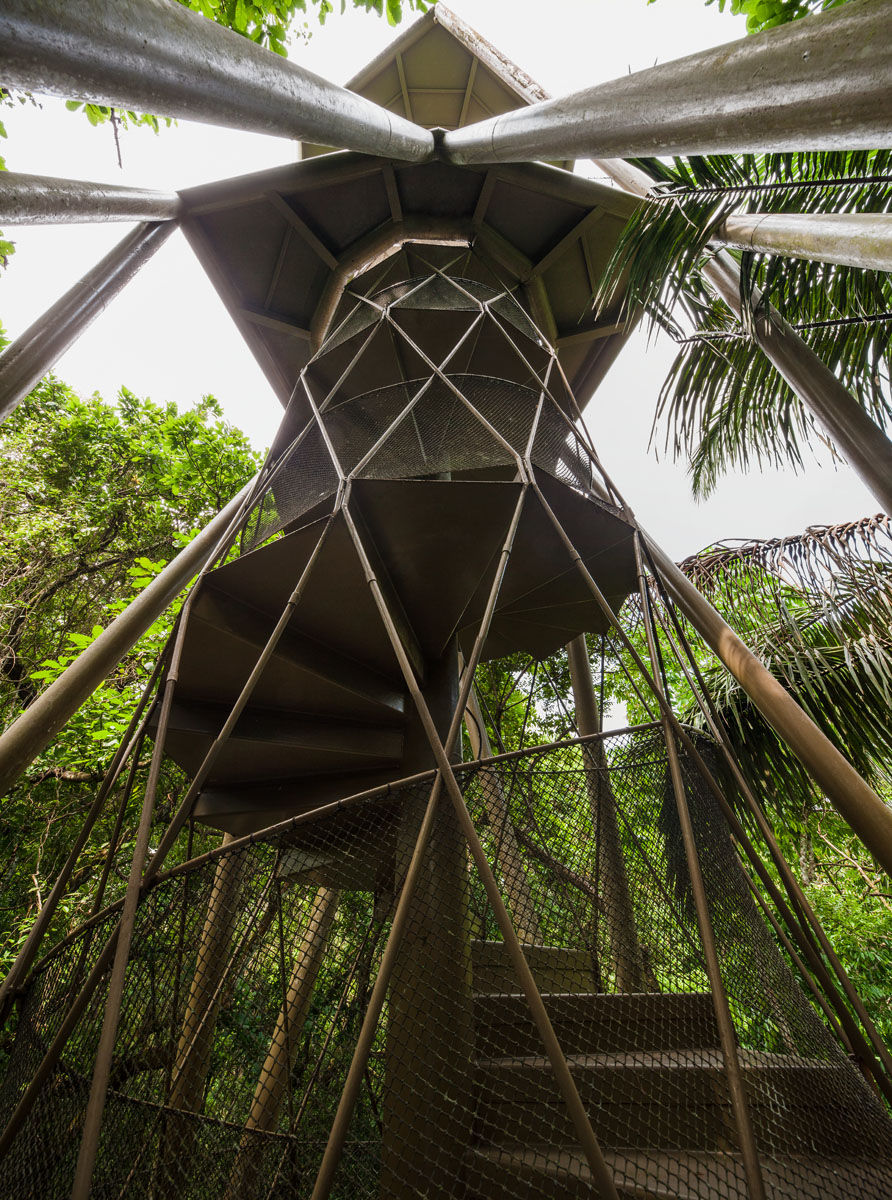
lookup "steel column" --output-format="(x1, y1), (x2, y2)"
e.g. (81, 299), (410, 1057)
(0, 0), (433, 162)
(443, 0), (892, 164)
(717, 210), (892, 272)
(0, 477), (255, 797)
(707, 253), (892, 515)
(634, 536), (767, 1200)
(463, 684), (543, 945)
(566, 634), (648, 992)
(0, 220), (176, 424)
(0, 170), (180, 224)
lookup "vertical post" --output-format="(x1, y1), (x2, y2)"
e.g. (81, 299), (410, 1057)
(225, 886), (340, 1199)
(463, 684), (543, 944)
(634, 538), (766, 1200)
(382, 641), (475, 1200)
(70, 607), (191, 1200)
(566, 634), (647, 992)
(157, 837), (249, 1195)
(339, 491), (621, 1200)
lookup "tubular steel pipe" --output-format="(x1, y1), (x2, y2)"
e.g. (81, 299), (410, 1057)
(717, 210), (892, 273)
(309, 777), (443, 1200)
(706, 253), (892, 516)
(0, 0), (433, 162)
(594, 156), (892, 516)
(0, 477), (255, 798)
(443, 0), (892, 164)
(462, 685), (543, 944)
(634, 536), (767, 1200)
(544, 480), (892, 1113)
(627, 545), (892, 1102)
(0, 930), (119, 1165)
(0, 171), (180, 225)
(566, 634), (648, 993)
(70, 613), (189, 1200)
(0, 220), (176, 424)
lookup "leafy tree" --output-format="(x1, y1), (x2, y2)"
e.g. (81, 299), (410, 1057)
(649, 0), (853, 35)
(0, 357), (260, 974)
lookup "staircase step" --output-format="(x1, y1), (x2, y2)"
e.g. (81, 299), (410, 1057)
(474, 992), (720, 1059)
(155, 700), (403, 783)
(473, 1052), (730, 1152)
(473, 1051), (865, 1155)
(464, 1145), (892, 1199)
(193, 768), (405, 834)
(196, 585), (406, 718)
(472, 941), (596, 995)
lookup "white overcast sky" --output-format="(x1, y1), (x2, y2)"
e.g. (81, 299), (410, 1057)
(0, 0), (876, 561)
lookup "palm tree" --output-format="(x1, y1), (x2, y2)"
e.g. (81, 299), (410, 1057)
(595, 149), (892, 497)
(651, 513), (892, 816)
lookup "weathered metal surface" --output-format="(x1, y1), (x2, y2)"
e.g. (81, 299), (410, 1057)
(443, 0), (892, 163)
(180, 154), (635, 408)
(0, 170), (180, 224)
(708, 251), (892, 515)
(0, 220), (176, 424)
(718, 211), (892, 272)
(0, 0), (434, 162)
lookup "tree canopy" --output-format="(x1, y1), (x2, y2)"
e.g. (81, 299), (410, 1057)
(650, 0), (854, 35)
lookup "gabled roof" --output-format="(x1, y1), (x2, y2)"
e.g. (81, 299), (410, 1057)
(300, 4), (570, 167)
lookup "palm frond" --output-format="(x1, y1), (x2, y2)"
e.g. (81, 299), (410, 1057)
(597, 151), (892, 494)
(672, 516), (892, 815)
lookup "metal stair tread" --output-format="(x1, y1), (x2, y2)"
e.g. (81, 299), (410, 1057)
(466, 1143), (892, 1199)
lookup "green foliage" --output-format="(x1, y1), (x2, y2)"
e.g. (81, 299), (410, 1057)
(597, 150), (892, 495)
(0, 369), (260, 972)
(665, 516), (892, 814)
(648, 0), (852, 35)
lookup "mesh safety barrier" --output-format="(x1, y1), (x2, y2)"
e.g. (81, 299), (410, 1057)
(3, 730), (892, 1198)
(241, 372), (603, 555)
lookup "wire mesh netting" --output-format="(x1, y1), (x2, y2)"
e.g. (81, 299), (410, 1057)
(241, 370), (607, 555)
(3, 729), (892, 1198)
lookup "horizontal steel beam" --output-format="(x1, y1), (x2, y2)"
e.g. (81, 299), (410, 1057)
(0, 0), (434, 162)
(0, 170), (180, 225)
(0, 479), (256, 798)
(443, 0), (892, 164)
(0, 220), (176, 424)
(717, 211), (892, 272)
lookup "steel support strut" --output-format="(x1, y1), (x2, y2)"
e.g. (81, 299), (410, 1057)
(634, 536), (767, 1200)
(0, 171), (181, 225)
(0, 220), (176, 424)
(443, 0), (892, 163)
(0, 0), (433, 162)
(716, 211), (892, 273)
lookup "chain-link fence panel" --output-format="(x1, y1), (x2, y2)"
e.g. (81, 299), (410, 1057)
(3, 730), (892, 1198)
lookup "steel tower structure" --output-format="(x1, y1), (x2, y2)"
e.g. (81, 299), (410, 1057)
(1, 4), (892, 1197)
